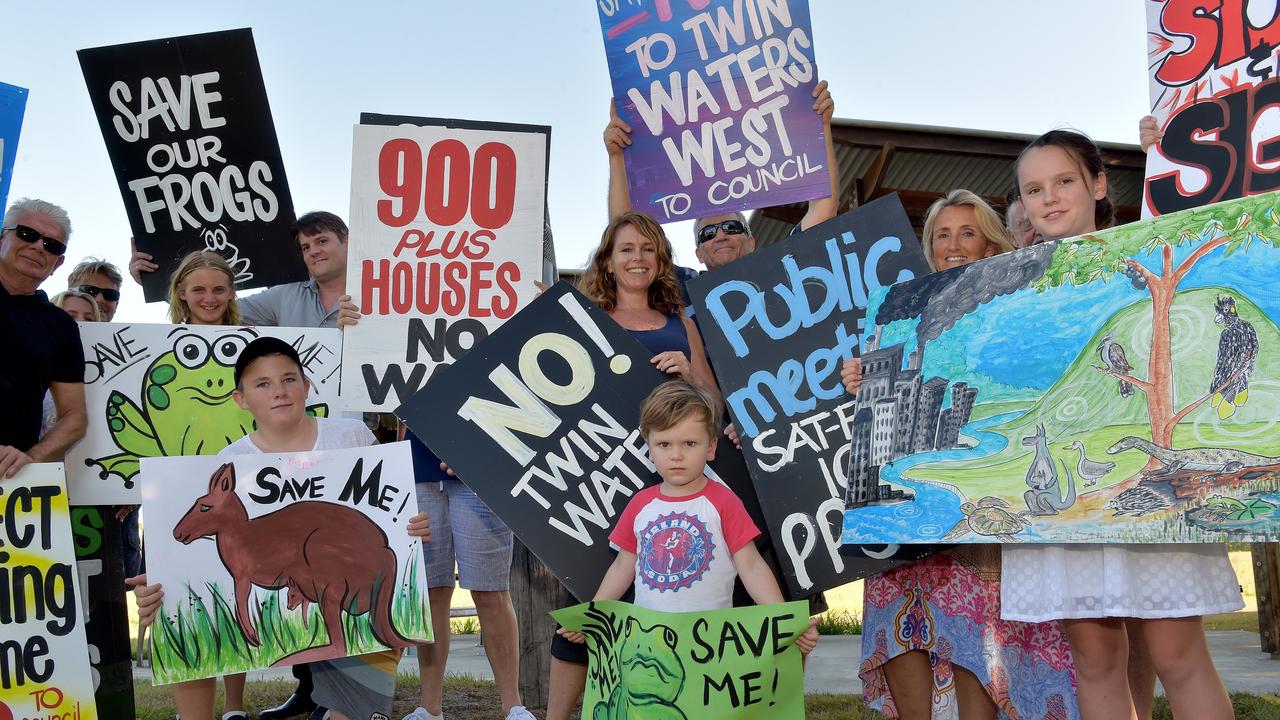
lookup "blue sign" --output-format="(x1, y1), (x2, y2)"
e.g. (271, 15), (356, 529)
(0, 82), (29, 212)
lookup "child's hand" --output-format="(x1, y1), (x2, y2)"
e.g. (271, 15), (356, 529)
(796, 617), (820, 655)
(556, 627), (587, 644)
(723, 422), (741, 449)
(407, 511), (431, 541)
(840, 358), (863, 396)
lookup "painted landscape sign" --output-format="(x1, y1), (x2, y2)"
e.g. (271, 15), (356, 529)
(78, 28), (304, 301)
(1143, 0), (1280, 216)
(140, 442), (430, 685)
(553, 600), (809, 720)
(688, 195), (936, 596)
(397, 282), (761, 601)
(0, 464), (99, 720)
(342, 116), (547, 411)
(66, 323), (342, 506)
(842, 191), (1280, 544)
(596, 0), (829, 223)
(0, 81), (27, 212)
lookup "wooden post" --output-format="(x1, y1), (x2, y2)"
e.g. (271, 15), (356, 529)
(1253, 542), (1280, 656)
(510, 538), (561, 709)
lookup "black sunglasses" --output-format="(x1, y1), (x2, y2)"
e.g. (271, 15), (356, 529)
(697, 219), (746, 245)
(4, 224), (67, 256)
(74, 283), (121, 302)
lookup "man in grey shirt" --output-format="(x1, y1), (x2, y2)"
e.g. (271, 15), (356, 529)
(130, 211), (351, 329)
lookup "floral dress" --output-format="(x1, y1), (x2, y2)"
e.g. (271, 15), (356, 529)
(860, 548), (1079, 720)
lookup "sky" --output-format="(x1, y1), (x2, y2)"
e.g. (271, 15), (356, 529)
(3, 0), (1150, 324)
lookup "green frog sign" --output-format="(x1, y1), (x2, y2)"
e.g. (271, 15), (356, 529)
(66, 324), (343, 505)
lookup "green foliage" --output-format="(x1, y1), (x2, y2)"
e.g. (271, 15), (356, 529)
(150, 551), (431, 685)
(1034, 193), (1280, 292)
(815, 609), (862, 635)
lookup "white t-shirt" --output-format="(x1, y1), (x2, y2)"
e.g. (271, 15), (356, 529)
(218, 417), (376, 456)
(610, 480), (759, 612)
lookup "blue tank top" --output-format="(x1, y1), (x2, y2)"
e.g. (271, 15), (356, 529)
(628, 313), (691, 357)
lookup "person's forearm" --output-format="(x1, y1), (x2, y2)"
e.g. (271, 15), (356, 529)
(738, 551), (785, 605)
(800, 118), (840, 230)
(28, 409), (87, 462)
(593, 556), (636, 602)
(607, 153), (632, 221)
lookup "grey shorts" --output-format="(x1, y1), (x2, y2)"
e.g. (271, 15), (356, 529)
(416, 481), (513, 591)
(310, 651), (399, 720)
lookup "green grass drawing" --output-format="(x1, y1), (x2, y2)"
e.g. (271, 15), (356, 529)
(151, 550), (432, 685)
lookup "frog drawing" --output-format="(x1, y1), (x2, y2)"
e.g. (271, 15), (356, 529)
(594, 617), (687, 720)
(86, 328), (328, 487)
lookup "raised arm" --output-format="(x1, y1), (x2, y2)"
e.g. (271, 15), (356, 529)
(799, 79), (839, 231)
(606, 99), (634, 221)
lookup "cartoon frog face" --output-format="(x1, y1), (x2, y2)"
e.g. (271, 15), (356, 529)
(136, 329), (256, 453)
(619, 617), (684, 705)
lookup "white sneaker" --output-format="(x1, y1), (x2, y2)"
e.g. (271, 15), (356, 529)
(504, 707), (536, 720)
(402, 708), (443, 720)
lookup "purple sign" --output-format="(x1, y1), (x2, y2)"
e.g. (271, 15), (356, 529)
(597, 0), (830, 223)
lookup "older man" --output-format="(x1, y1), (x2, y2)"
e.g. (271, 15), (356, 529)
(0, 198), (87, 478)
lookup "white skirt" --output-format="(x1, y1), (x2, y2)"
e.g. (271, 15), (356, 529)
(1000, 543), (1244, 622)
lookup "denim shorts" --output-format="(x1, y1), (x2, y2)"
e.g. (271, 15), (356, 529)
(416, 481), (513, 591)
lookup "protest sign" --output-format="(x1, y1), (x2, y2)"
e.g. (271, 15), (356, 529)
(65, 323), (342, 505)
(141, 441), (430, 685)
(688, 195), (937, 596)
(342, 116), (547, 411)
(397, 282), (759, 600)
(0, 464), (98, 720)
(553, 600), (807, 719)
(596, 0), (830, 223)
(70, 507), (135, 718)
(1143, 0), (1280, 216)
(0, 81), (28, 211)
(842, 191), (1280, 544)
(78, 28), (304, 301)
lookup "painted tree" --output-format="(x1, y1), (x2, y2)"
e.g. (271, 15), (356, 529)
(1031, 193), (1280, 469)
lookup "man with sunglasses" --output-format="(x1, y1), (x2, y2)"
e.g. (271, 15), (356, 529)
(68, 257), (124, 321)
(0, 198), (87, 480)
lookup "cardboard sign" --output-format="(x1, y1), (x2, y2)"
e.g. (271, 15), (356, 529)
(398, 283), (756, 600)
(688, 196), (937, 596)
(553, 600), (807, 719)
(0, 81), (28, 212)
(65, 323), (342, 505)
(341, 116), (548, 411)
(1143, 0), (1280, 216)
(70, 507), (135, 718)
(0, 464), (99, 720)
(141, 441), (430, 685)
(842, 191), (1280, 544)
(77, 28), (304, 301)
(596, 0), (829, 223)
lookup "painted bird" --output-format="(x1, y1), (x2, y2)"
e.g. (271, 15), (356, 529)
(1210, 295), (1258, 420)
(1097, 333), (1134, 397)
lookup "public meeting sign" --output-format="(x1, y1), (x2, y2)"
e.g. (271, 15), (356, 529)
(342, 116), (548, 411)
(596, 0), (830, 223)
(78, 28), (304, 301)
(688, 195), (936, 596)
(0, 81), (28, 212)
(1143, 0), (1280, 216)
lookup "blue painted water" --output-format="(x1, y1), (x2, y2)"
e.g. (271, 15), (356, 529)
(841, 411), (1022, 543)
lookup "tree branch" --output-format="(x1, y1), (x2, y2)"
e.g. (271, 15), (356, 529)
(1162, 243), (1174, 278)
(1168, 358), (1252, 427)
(1092, 364), (1154, 394)
(1174, 232), (1230, 282)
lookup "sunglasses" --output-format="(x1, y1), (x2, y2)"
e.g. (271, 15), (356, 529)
(4, 224), (67, 256)
(74, 284), (121, 302)
(697, 219), (746, 245)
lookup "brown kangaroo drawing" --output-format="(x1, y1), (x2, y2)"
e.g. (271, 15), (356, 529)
(173, 462), (411, 665)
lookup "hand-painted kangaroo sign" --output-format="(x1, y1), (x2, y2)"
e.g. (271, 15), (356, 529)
(0, 81), (28, 212)
(688, 195), (937, 596)
(842, 191), (1280, 544)
(342, 116), (547, 411)
(553, 600), (808, 720)
(0, 464), (99, 720)
(65, 323), (342, 506)
(141, 442), (431, 685)
(397, 282), (754, 601)
(70, 507), (135, 718)
(1143, 0), (1280, 216)
(596, 0), (829, 223)
(78, 28), (304, 302)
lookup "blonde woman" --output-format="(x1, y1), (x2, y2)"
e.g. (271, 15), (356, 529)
(50, 289), (102, 322)
(168, 250), (242, 326)
(847, 190), (1077, 720)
